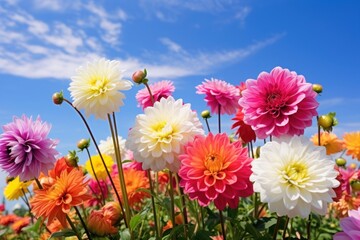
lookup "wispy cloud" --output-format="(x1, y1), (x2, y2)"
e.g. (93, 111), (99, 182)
(159, 38), (183, 53)
(235, 6), (251, 25)
(0, 2), (283, 80)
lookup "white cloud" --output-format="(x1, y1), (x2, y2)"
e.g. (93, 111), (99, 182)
(160, 38), (183, 53)
(235, 6), (251, 24)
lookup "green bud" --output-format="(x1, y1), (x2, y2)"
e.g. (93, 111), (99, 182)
(77, 138), (90, 151)
(312, 84), (323, 94)
(201, 110), (211, 119)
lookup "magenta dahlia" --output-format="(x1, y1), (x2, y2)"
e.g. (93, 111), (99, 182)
(136, 80), (175, 109)
(178, 133), (253, 210)
(0, 115), (58, 181)
(196, 78), (240, 115)
(239, 67), (319, 139)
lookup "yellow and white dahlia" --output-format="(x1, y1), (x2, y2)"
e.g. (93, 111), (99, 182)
(126, 97), (204, 172)
(250, 135), (339, 218)
(69, 58), (133, 119)
(99, 135), (127, 161)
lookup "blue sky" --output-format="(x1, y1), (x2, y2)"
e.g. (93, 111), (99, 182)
(0, 0), (360, 208)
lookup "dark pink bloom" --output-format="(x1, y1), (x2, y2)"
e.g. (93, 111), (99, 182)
(87, 179), (109, 207)
(179, 133), (253, 210)
(239, 67), (318, 139)
(136, 80), (175, 109)
(338, 167), (359, 195)
(334, 208), (360, 239)
(196, 78), (240, 115)
(0, 115), (58, 181)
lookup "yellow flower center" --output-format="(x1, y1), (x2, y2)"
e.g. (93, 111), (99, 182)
(88, 78), (115, 99)
(282, 161), (309, 187)
(152, 121), (174, 142)
(205, 153), (223, 173)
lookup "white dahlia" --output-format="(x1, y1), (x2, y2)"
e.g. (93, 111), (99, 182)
(250, 135), (339, 218)
(126, 96), (204, 172)
(99, 135), (127, 161)
(69, 58), (133, 119)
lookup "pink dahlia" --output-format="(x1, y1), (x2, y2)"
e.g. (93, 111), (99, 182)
(0, 115), (58, 181)
(239, 67), (318, 139)
(87, 179), (109, 207)
(178, 133), (253, 210)
(196, 78), (240, 115)
(334, 208), (360, 239)
(136, 80), (175, 109)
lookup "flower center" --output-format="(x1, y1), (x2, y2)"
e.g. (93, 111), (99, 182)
(266, 92), (285, 117)
(152, 121), (174, 142)
(282, 161), (309, 187)
(205, 153), (223, 173)
(88, 78), (115, 99)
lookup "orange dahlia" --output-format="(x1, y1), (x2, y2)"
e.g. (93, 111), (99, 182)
(179, 133), (253, 210)
(343, 132), (360, 161)
(331, 193), (360, 218)
(12, 217), (30, 233)
(113, 168), (149, 208)
(87, 210), (118, 236)
(311, 132), (343, 155)
(30, 168), (91, 227)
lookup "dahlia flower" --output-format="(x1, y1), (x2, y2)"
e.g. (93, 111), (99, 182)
(136, 80), (175, 109)
(231, 107), (256, 144)
(85, 154), (114, 180)
(0, 115), (58, 181)
(311, 132), (343, 155)
(250, 135), (339, 218)
(332, 194), (360, 218)
(196, 78), (240, 115)
(68, 58), (133, 119)
(87, 179), (109, 207)
(179, 133), (253, 210)
(113, 168), (149, 208)
(12, 217), (31, 233)
(99, 135), (128, 161)
(334, 208), (360, 239)
(239, 67), (318, 139)
(87, 210), (118, 236)
(126, 96), (204, 172)
(4, 176), (31, 201)
(30, 168), (91, 227)
(343, 132), (360, 161)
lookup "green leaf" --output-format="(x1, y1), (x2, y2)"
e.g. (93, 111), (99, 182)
(119, 228), (131, 240)
(130, 213), (142, 231)
(49, 229), (77, 238)
(192, 230), (212, 240)
(22, 217), (42, 233)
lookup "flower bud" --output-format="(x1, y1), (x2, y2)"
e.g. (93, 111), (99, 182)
(318, 113), (337, 132)
(52, 91), (64, 105)
(77, 138), (90, 151)
(102, 201), (123, 226)
(255, 146), (261, 159)
(351, 180), (360, 192)
(87, 210), (118, 236)
(132, 69), (147, 84)
(335, 157), (346, 167)
(312, 84), (323, 94)
(65, 150), (79, 168)
(201, 110), (211, 119)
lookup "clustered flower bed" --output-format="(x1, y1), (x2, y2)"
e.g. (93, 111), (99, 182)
(0, 58), (360, 239)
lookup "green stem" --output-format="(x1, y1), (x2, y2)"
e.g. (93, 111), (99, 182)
(63, 99), (127, 227)
(74, 206), (92, 240)
(218, 104), (221, 133)
(175, 174), (188, 238)
(147, 170), (160, 239)
(219, 210), (227, 240)
(204, 118), (211, 133)
(272, 216), (281, 240)
(108, 114), (132, 228)
(307, 214), (312, 240)
(169, 172), (176, 227)
(66, 215), (81, 240)
(282, 216), (289, 239)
